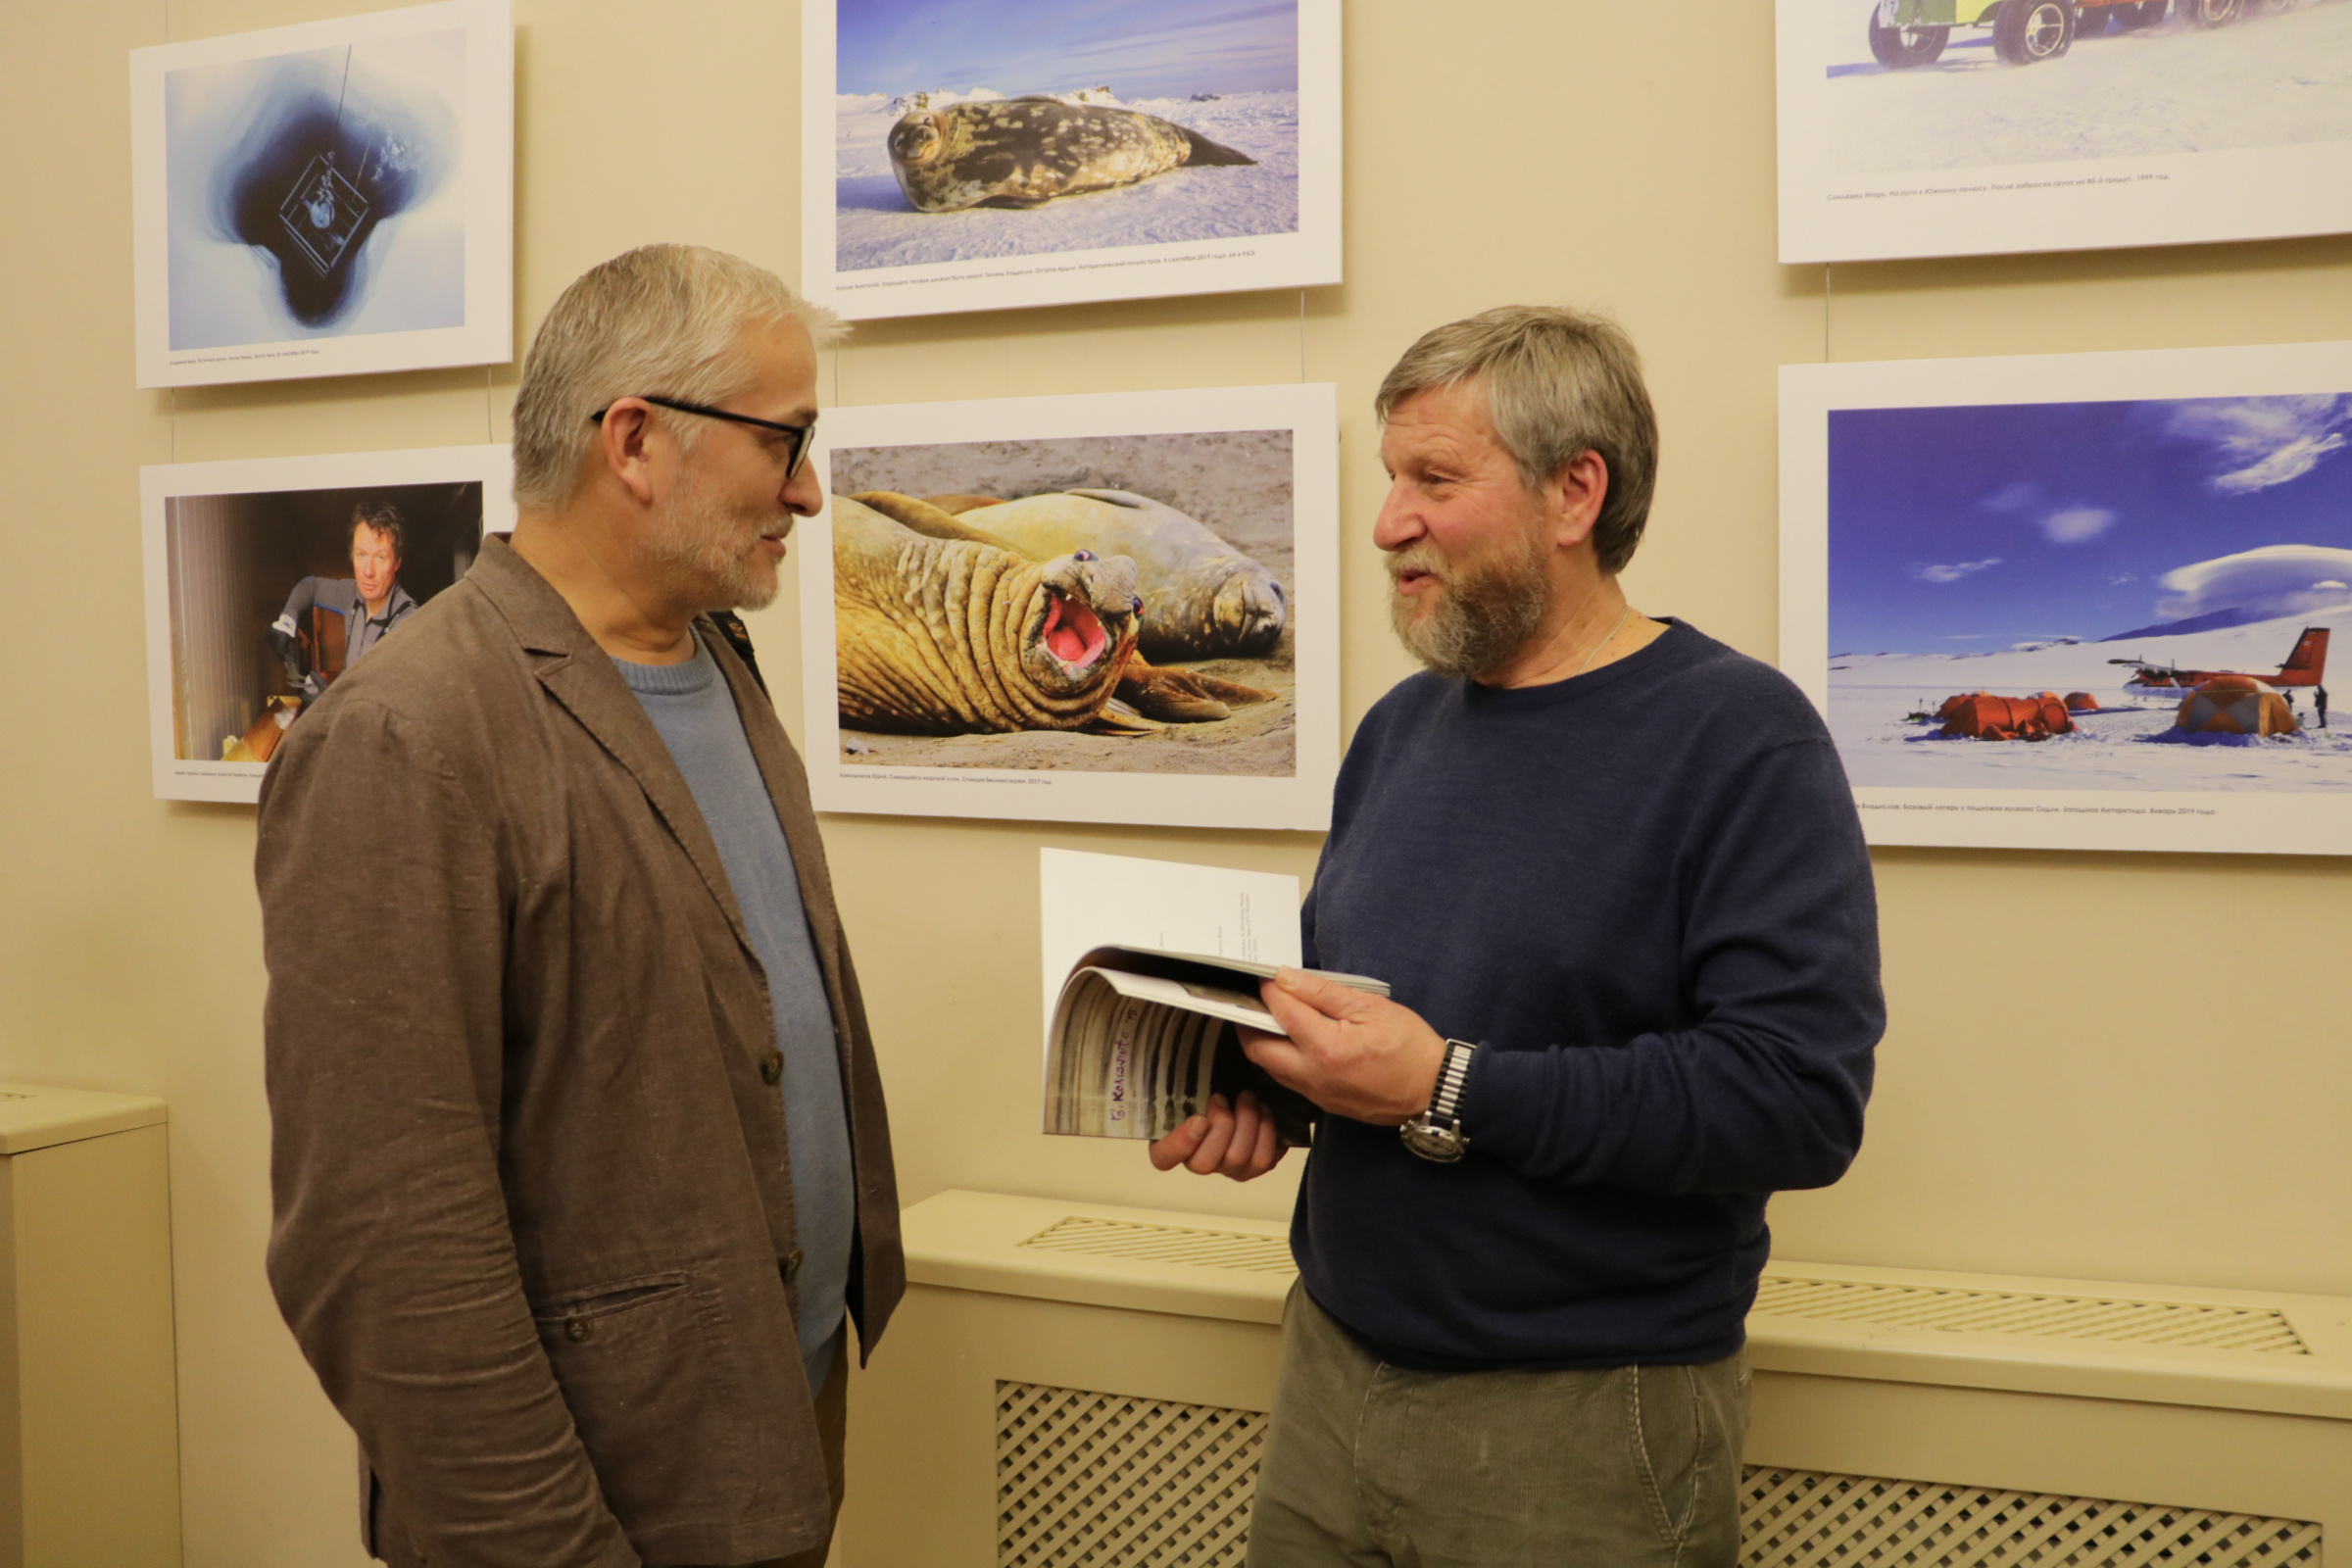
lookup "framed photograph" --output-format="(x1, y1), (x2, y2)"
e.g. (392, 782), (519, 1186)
(801, 0), (1340, 320)
(140, 444), (511, 803)
(130, 0), (514, 388)
(1776, 0), (2352, 263)
(1782, 341), (2352, 855)
(799, 383), (1339, 830)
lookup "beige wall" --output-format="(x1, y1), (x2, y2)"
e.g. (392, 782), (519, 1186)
(3, 0), (2348, 1562)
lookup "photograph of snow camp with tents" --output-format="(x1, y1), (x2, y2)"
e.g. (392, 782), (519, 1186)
(1825, 389), (2352, 794)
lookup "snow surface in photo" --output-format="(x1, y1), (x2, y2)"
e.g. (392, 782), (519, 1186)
(1822, 0), (2352, 173)
(1833, 603), (2352, 791)
(835, 88), (1298, 270)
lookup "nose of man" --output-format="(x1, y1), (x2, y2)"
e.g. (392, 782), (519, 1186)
(1373, 478), (1426, 554)
(783, 461), (825, 518)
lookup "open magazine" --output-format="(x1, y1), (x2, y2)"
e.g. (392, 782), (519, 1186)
(1043, 946), (1390, 1147)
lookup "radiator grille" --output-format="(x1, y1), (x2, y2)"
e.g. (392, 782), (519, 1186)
(1751, 1277), (2307, 1354)
(1018, 1215), (1296, 1275)
(989, 1388), (2327, 1568)
(997, 1382), (1266, 1567)
(1744, 1468), (2322, 1567)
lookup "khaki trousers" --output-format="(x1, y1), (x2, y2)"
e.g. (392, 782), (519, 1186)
(1245, 1287), (1749, 1568)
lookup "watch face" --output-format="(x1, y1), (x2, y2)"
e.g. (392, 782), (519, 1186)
(1399, 1121), (1467, 1163)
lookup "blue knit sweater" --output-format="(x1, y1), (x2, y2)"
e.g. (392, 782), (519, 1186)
(1294, 620), (1884, 1369)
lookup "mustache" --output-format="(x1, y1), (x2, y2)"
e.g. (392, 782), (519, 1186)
(1385, 545), (1451, 587)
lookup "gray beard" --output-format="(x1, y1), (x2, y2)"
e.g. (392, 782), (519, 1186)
(641, 463), (782, 613)
(1388, 524), (1553, 681)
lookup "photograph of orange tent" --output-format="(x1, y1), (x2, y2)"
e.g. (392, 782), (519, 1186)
(2170, 674), (2300, 739)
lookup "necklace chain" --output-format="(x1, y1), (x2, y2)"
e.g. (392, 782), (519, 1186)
(1571, 605), (1635, 680)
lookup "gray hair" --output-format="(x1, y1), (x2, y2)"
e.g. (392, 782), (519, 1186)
(1374, 306), (1658, 575)
(511, 244), (846, 509)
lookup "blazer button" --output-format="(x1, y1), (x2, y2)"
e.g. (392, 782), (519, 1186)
(565, 1317), (592, 1344)
(785, 1249), (805, 1280)
(760, 1052), (785, 1085)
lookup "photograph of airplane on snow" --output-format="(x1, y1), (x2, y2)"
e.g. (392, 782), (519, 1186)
(1775, 0), (2352, 262)
(1783, 340), (2352, 855)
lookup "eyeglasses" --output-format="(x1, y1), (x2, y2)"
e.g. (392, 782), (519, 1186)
(590, 395), (816, 480)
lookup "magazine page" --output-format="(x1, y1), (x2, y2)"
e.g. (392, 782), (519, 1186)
(1038, 848), (1302, 1065)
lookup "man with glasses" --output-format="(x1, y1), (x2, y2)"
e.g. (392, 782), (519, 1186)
(257, 245), (901, 1568)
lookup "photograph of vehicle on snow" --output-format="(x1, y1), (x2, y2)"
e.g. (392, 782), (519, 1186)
(800, 0), (1340, 319)
(1776, 0), (2352, 262)
(798, 383), (1339, 831)
(1783, 341), (2352, 855)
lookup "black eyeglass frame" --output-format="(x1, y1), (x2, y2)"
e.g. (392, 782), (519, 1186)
(590, 395), (817, 480)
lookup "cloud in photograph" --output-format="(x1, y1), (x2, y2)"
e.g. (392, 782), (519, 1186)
(2041, 507), (2116, 544)
(1914, 558), (2002, 583)
(1979, 481), (2116, 545)
(2154, 544), (2352, 620)
(2162, 395), (2352, 495)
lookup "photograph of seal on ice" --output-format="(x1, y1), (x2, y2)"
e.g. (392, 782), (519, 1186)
(1782, 339), (2352, 856)
(802, 0), (1340, 319)
(799, 385), (1340, 831)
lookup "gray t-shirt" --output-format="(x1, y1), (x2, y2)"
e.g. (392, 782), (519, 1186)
(614, 634), (851, 1392)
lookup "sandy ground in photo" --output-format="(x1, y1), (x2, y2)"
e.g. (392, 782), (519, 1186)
(828, 430), (1298, 776)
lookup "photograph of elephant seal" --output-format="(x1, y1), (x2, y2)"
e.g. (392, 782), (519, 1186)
(827, 429), (1297, 777)
(887, 97), (1255, 213)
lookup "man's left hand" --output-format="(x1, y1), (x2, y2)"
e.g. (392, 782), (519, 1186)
(1242, 968), (1448, 1127)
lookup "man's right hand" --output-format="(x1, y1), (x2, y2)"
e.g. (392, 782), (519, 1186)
(1148, 1091), (1287, 1182)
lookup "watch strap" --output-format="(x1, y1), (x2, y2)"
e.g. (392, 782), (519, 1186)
(1427, 1038), (1477, 1126)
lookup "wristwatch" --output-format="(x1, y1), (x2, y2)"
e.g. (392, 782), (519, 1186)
(1398, 1039), (1478, 1163)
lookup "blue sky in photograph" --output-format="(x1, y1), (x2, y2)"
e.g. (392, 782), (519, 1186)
(838, 0), (1298, 99)
(1829, 395), (2352, 654)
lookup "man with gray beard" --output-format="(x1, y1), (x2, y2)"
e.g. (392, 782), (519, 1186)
(1152, 307), (1884, 1565)
(258, 245), (901, 1568)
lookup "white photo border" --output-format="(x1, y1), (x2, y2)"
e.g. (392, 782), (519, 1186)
(1781, 340), (2352, 855)
(1774, 0), (2352, 263)
(800, 0), (1340, 321)
(140, 443), (513, 804)
(800, 383), (1340, 830)
(130, 0), (514, 388)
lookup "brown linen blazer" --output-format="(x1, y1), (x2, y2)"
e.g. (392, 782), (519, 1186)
(257, 536), (904, 1568)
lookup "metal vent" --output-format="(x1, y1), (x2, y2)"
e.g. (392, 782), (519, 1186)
(997, 1381), (1266, 1567)
(1744, 1468), (2322, 1567)
(1752, 1277), (2307, 1354)
(1018, 1215), (1296, 1275)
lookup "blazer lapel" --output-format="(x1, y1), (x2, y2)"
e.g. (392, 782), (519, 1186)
(467, 538), (760, 962)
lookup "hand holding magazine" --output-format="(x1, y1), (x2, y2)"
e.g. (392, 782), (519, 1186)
(1043, 945), (1389, 1147)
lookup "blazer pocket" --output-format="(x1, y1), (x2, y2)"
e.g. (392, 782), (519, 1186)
(532, 1272), (749, 1528)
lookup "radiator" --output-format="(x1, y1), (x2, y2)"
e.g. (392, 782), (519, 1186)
(840, 1192), (2352, 1566)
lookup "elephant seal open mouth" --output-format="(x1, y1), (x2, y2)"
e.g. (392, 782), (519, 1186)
(832, 495), (1142, 734)
(943, 489), (1287, 661)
